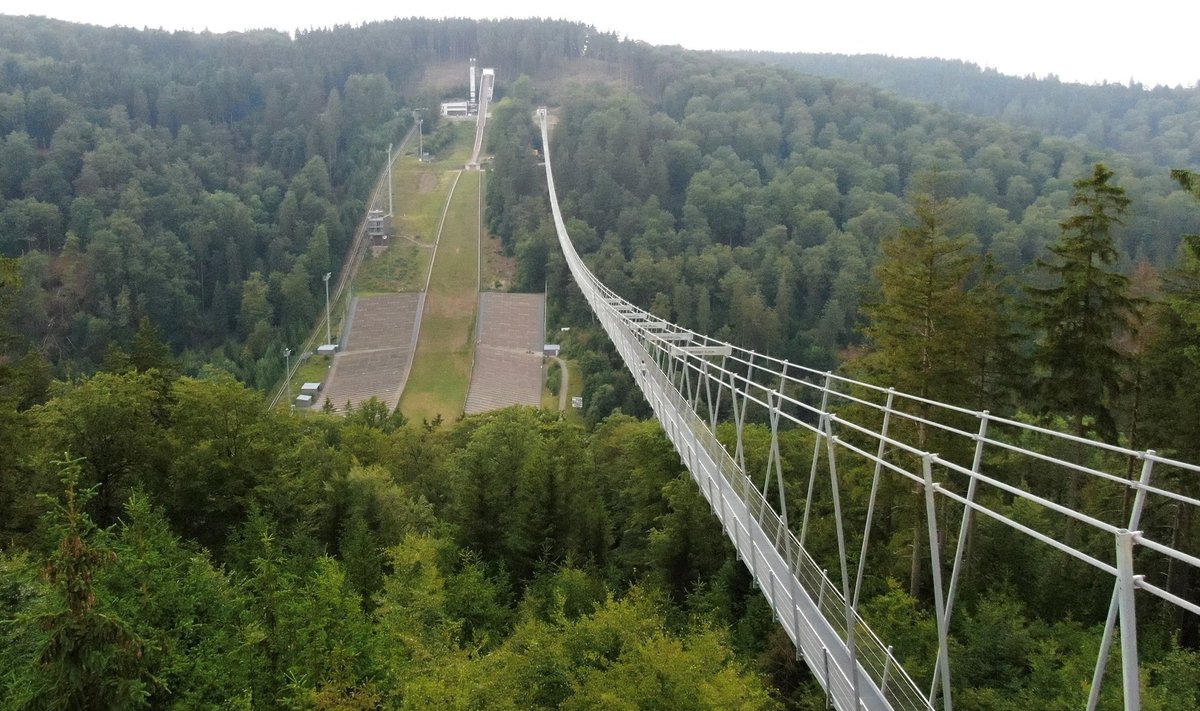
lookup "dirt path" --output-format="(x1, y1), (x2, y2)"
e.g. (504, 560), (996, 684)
(552, 355), (569, 411)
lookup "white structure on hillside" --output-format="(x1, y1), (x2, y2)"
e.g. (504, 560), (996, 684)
(440, 61), (494, 118)
(469, 57), (477, 111)
(367, 209), (388, 246)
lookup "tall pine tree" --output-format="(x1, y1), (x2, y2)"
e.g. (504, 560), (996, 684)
(860, 187), (978, 414)
(1027, 163), (1134, 442)
(858, 184), (982, 599)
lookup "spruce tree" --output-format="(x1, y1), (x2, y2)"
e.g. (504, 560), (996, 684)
(859, 184), (981, 599)
(26, 456), (155, 710)
(860, 188), (977, 413)
(1027, 163), (1133, 441)
(1141, 169), (1200, 463)
(962, 255), (1024, 412)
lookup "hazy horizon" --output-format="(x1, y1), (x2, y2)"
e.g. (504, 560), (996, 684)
(3, 2), (1196, 89)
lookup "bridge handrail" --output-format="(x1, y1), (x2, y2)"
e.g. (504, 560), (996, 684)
(536, 106), (1199, 711)
(539, 108), (931, 711)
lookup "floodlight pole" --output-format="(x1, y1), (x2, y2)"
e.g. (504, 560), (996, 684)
(413, 108), (426, 163)
(283, 347), (292, 401)
(386, 142), (393, 216)
(323, 271), (332, 345)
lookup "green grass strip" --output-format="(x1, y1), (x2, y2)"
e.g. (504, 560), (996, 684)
(399, 168), (481, 423)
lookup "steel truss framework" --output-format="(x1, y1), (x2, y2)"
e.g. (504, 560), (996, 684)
(537, 108), (1199, 711)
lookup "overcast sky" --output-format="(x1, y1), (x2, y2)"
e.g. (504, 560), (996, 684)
(6, 0), (1196, 88)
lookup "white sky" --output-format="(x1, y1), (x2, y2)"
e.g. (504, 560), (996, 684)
(5, 0), (1197, 88)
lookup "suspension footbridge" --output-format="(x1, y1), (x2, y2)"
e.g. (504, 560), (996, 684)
(536, 107), (1199, 711)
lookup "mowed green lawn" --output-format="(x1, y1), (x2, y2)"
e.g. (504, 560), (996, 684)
(286, 354), (333, 405)
(398, 168), (481, 423)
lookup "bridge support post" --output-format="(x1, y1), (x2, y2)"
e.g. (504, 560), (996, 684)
(1115, 529), (1142, 711)
(930, 412), (990, 696)
(764, 389), (789, 540)
(800, 372), (834, 548)
(824, 417), (859, 706)
(881, 645), (894, 697)
(854, 388), (895, 612)
(822, 646), (831, 709)
(1089, 454), (1154, 711)
(922, 454), (953, 711)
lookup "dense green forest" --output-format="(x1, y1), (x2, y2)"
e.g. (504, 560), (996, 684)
(0, 365), (790, 707)
(487, 45), (1200, 454)
(2, 14), (1199, 710)
(0, 15), (612, 386)
(729, 51), (1200, 168)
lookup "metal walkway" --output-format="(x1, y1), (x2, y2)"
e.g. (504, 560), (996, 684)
(536, 108), (1200, 711)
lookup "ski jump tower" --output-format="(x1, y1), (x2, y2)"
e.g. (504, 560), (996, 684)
(469, 58), (478, 113)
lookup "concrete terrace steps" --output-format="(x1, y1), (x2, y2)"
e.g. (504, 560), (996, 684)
(464, 292), (546, 415)
(317, 293), (424, 412)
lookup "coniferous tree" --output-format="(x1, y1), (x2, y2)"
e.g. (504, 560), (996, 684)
(859, 184), (978, 424)
(1137, 169), (1200, 646)
(962, 255), (1024, 412)
(24, 456), (156, 710)
(1027, 163), (1134, 442)
(1141, 172), (1200, 642)
(858, 184), (979, 599)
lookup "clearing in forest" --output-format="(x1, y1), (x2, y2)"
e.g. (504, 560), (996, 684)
(311, 123), (477, 414)
(354, 123), (476, 295)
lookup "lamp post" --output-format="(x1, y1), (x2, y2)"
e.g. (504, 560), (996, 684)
(283, 347), (292, 401)
(413, 108), (426, 161)
(323, 271), (332, 345)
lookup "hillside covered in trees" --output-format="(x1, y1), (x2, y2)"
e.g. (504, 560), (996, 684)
(1, 14), (1199, 710)
(0, 15), (611, 386)
(489, 44), (1200, 453)
(729, 51), (1200, 169)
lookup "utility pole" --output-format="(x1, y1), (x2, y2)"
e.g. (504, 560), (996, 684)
(386, 142), (393, 216)
(323, 272), (332, 345)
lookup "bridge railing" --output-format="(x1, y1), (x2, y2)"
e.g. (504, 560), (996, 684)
(540, 108), (930, 710)
(610, 292), (933, 710)
(536, 107), (1199, 711)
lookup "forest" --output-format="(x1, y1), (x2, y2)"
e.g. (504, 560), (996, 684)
(729, 50), (1200, 169)
(1, 13), (1199, 710)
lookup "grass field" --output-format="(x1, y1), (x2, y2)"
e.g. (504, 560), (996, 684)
(353, 123), (475, 296)
(355, 243), (429, 294)
(398, 167), (481, 423)
(391, 123), (475, 243)
(286, 354), (334, 405)
(564, 359), (584, 422)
